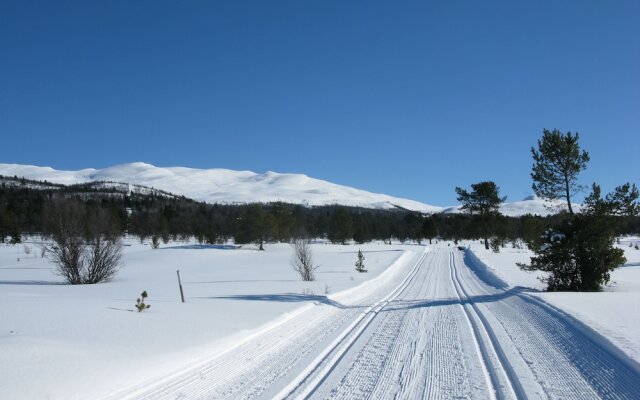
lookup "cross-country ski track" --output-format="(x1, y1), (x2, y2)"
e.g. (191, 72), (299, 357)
(106, 247), (640, 400)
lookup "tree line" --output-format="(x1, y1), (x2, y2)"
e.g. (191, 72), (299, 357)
(5, 175), (636, 248)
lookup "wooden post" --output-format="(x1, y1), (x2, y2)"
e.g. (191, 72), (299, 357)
(177, 270), (185, 303)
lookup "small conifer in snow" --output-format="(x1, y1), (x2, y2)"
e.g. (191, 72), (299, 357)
(355, 249), (367, 273)
(136, 291), (151, 312)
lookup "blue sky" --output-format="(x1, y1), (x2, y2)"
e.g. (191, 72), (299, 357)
(1, 1), (638, 206)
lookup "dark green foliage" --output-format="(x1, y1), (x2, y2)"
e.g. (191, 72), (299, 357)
(531, 129), (589, 214)
(455, 181), (506, 250)
(455, 181), (505, 215)
(403, 213), (425, 244)
(583, 183), (639, 217)
(522, 180), (638, 291)
(521, 214), (626, 291)
(421, 217), (438, 244)
(518, 214), (546, 249)
(328, 208), (353, 245)
(135, 291), (151, 312)
(235, 204), (273, 250)
(9, 227), (21, 244)
(522, 130), (640, 291)
(355, 249), (367, 272)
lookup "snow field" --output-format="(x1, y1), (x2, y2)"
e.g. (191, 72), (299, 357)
(4, 238), (640, 399)
(0, 239), (417, 400)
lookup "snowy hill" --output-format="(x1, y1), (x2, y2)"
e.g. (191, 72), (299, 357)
(442, 194), (574, 217)
(0, 163), (573, 215)
(0, 162), (444, 213)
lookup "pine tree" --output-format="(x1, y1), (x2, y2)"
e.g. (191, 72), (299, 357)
(531, 129), (589, 214)
(355, 249), (367, 272)
(421, 217), (438, 244)
(455, 181), (506, 250)
(521, 208), (629, 291)
(328, 208), (353, 245)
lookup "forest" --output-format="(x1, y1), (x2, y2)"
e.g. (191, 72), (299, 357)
(1, 174), (638, 249)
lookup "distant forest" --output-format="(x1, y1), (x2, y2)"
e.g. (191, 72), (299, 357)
(1, 175), (638, 248)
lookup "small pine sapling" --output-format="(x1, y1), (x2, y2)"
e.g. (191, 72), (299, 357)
(355, 249), (367, 273)
(135, 291), (151, 312)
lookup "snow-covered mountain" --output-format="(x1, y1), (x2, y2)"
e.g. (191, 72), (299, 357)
(0, 163), (571, 215)
(442, 194), (573, 217)
(0, 162), (444, 213)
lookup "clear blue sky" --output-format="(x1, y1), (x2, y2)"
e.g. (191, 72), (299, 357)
(1, 1), (638, 206)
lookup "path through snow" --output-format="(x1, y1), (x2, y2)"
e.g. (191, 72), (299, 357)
(109, 247), (640, 400)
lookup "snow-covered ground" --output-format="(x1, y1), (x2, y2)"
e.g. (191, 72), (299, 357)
(3, 237), (640, 399)
(466, 236), (640, 364)
(0, 238), (417, 400)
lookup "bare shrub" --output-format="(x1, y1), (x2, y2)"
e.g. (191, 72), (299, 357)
(84, 235), (122, 284)
(291, 239), (319, 281)
(43, 198), (122, 285)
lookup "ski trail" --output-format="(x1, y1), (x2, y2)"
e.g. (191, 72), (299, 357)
(108, 246), (640, 400)
(452, 249), (640, 400)
(105, 250), (427, 400)
(310, 250), (490, 400)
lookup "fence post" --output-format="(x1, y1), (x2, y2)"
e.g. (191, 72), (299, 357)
(177, 270), (185, 303)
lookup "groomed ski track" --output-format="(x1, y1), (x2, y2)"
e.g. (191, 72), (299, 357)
(109, 246), (640, 400)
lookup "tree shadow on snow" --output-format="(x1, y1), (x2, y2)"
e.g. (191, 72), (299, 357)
(0, 280), (66, 286)
(199, 293), (354, 309)
(162, 244), (240, 250)
(187, 279), (298, 284)
(383, 286), (535, 311)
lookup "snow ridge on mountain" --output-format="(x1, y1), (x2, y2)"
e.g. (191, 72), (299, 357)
(0, 162), (444, 213)
(0, 163), (570, 215)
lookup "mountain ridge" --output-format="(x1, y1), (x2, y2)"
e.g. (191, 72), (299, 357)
(0, 162), (570, 216)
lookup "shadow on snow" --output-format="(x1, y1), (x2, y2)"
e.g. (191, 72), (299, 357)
(198, 293), (354, 309)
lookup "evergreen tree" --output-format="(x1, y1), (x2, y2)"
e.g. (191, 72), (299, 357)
(531, 129), (589, 214)
(403, 213), (424, 244)
(355, 249), (366, 272)
(421, 217), (438, 244)
(521, 189), (636, 291)
(328, 208), (353, 245)
(270, 202), (294, 242)
(236, 204), (271, 250)
(455, 181), (506, 250)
